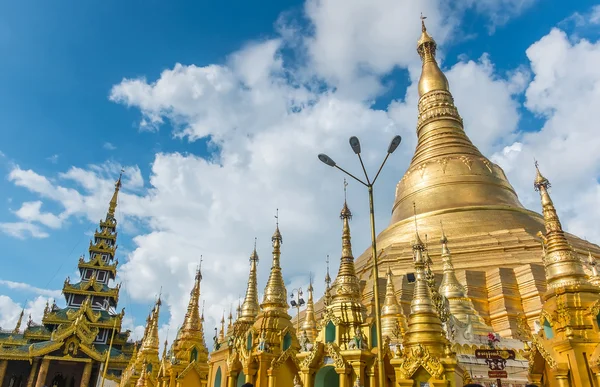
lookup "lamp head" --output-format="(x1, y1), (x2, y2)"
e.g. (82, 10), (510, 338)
(349, 136), (361, 154)
(318, 154), (336, 167)
(388, 135), (402, 154)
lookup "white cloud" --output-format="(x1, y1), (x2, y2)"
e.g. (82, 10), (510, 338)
(13, 201), (63, 228)
(46, 154), (59, 164)
(0, 295), (53, 332)
(104, 142), (117, 150)
(0, 280), (62, 298)
(0, 222), (49, 239)
(491, 28), (600, 240)
(452, 0), (538, 32)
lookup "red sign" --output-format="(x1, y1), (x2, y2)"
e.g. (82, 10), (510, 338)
(488, 371), (508, 378)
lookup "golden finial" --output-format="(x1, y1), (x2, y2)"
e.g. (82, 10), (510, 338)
(533, 162), (588, 288)
(301, 273), (318, 341)
(240, 239), (260, 322)
(412, 203), (424, 250)
(13, 308), (24, 334)
(382, 266), (402, 316)
(197, 255), (203, 280)
(177, 261), (204, 346)
(340, 180), (352, 220)
(403, 211), (448, 353)
(324, 254), (332, 306)
(261, 217), (289, 312)
(218, 312), (225, 342)
(162, 338), (168, 360)
(201, 300), (205, 322)
(272, 209), (282, 244)
(332, 194), (361, 304)
(416, 14), (449, 98)
(107, 169), (124, 219)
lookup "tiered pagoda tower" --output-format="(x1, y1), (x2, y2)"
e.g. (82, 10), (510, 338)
(527, 165), (600, 385)
(0, 174), (134, 387)
(208, 220), (300, 387)
(158, 267), (209, 387)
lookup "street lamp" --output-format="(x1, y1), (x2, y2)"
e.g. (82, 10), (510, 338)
(96, 302), (118, 387)
(290, 288), (305, 334)
(318, 135), (402, 387)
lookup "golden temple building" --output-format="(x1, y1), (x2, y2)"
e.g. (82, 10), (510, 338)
(5, 14), (600, 387)
(205, 18), (600, 387)
(0, 175), (135, 387)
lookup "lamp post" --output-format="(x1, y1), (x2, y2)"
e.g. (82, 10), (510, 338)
(290, 288), (305, 334)
(96, 302), (119, 387)
(318, 135), (402, 387)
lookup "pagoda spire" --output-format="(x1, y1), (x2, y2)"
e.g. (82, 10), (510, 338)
(141, 297), (161, 355)
(324, 254), (332, 306)
(438, 225), (492, 335)
(381, 267), (406, 343)
(403, 215), (447, 354)
(12, 309), (24, 334)
(218, 313), (225, 342)
(389, 17), (526, 227)
(227, 306), (233, 335)
(107, 171), (123, 220)
(169, 268), (208, 367)
(176, 265), (203, 342)
(161, 339), (168, 361)
(301, 275), (318, 342)
(331, 196), (361, 304)
(534, 162), (589, 288)
(239, 239), (260, 322)
(260, 210), (289, 313)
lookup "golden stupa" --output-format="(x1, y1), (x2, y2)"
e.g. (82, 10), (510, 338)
(342, 18), (600, 337)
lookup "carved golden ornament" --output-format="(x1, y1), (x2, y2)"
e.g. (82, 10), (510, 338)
(530, 336), (558, 371)
(324, 343), (347, 370)
(589, 299), (600, 317)
(516, 313), (533, 341)
(398, 344), (444, 379)
(271, 347), (300, 370)
(300, 342), (322, 369)
(318, 309), (342, 329)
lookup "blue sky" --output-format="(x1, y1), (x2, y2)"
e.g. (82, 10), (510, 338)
(1, 0), (600, 339)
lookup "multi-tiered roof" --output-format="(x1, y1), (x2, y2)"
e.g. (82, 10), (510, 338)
(0, 173), (134, 379)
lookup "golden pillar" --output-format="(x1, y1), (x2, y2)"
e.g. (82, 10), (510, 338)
(336, 369), (349, 387)
(80, 362), (92, 387)
(243, 367), (255, 384)
(34, 359), (50, 387)
(26, 359), (39, 387)
(300, 369), (312, 387)
(0, 360), (8, 387)
(366, 367), (376, 387)
(267, 368), (276, 387)
(226, 372), (238, 387)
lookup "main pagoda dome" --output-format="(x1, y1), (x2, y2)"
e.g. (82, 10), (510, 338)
(350, 19), (600, 337)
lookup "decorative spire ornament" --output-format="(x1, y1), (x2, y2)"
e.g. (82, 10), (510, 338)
(381, 267), (406, 343)
(300, 274), (318, 342)
(534, 162), (589, 288)
(239, 239), (260, 322)
(438, 224), (492, 335)
(403, 212), (448, 354)
(331, 185), (361, 304)
(260, 211), (289, 313)
(324, 254), (332, 306)
(12, 309), (24, 334)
